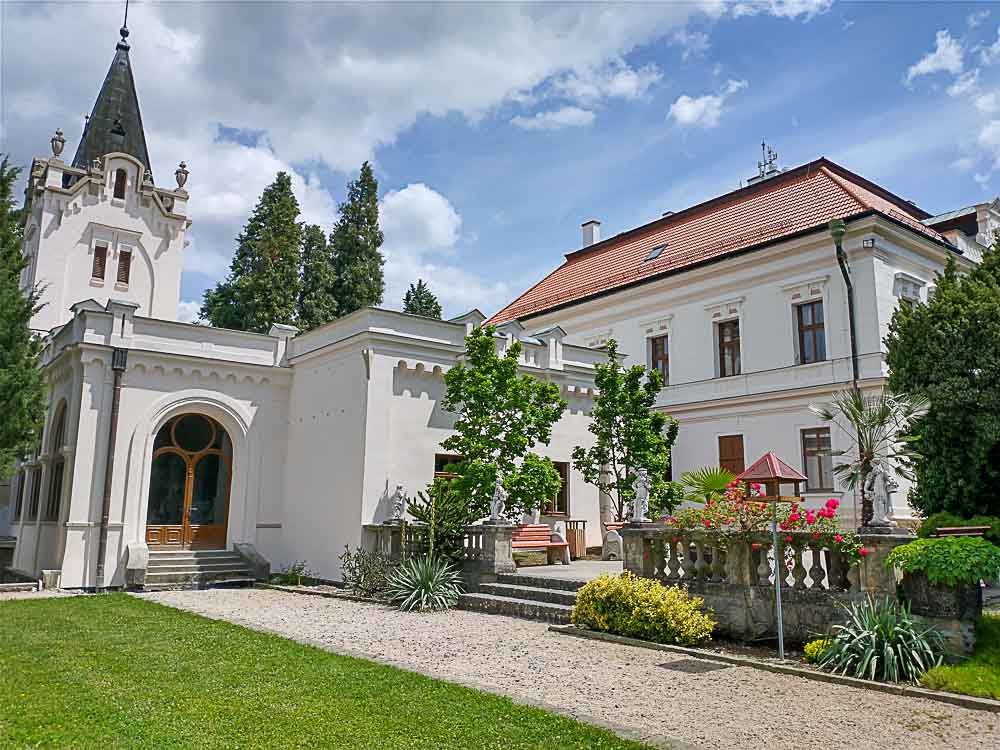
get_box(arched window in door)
[146,414,233,549]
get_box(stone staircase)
[457,573,585,624]
[142,549,256,591]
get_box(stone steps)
[457,573,586,624]
[143,549,254,591]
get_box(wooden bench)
[512,524,570,565]
[932,526,991,537]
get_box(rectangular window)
[26,468,42,521]
[649,334,669,386]
[796,300,826,364]
[718,435,745,475]
[13,472,25,521]
[801,428,834,491]
[718,319,741,377]
[545,461,570,516]
[92,243,107,280]
[44,462,64,522]
[117,249,132,285]
[433,454,462,480]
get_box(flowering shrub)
[664,482,866,565]
[572,572,716,646]
[803,638,831,664]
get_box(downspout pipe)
[95,347,127,590]
[829,219,860,389]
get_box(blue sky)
[5,1,1000,321]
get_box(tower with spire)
[20,21,191,332]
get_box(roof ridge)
[818,165,872,213]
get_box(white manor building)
[2,27,994,588]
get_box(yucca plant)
[680,466,737,504]
[819,595,944,683]
[385,555,464,612]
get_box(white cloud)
[379,184,510,314]
[671,28,710,61]
[176,301,202,324]
[976,91,1000,113]
[551,59,663,103]
[981,26,1000,65]
[948,69,980,97]
[905,30,964,85]
[511,106,596,131]
[668,79,748,128]
[729,0,833,21]
[969,10,991,29]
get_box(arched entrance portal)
[145,413,232,550]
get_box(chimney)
[582,219,601,247]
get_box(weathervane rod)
[124,0,129,29]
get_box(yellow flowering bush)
[571,572,715,646]
[803,638,830,664]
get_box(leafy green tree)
[297,223,338,330]
[886,244,1000,517]
[572,340,680,523]
[0,157,46,478]
[201,172,303,332]
[441,325,566,519]
[810,388,925,525]
[331,162,384,315]
[402,279,442,319]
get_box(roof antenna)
[757,139,779,180]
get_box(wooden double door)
[145,414,232,550]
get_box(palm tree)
[680,466,737,504]
[809,388,926,526]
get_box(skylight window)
[645,243,668,262]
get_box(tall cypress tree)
[297,223,338,330]
[330,162,384,316]
[201,172,302,333]
[0,157,46,478]
[402,279,442,319]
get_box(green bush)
[385,556,464,612]
[819,596,944,683]
[803,638,830,664]
[920,614,1000,699]
[885,537,1000,586]
[339,546,394,598]
[916,512,1000,546]
[571,573,715,646]
[270,560,314,586]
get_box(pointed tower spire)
[71,10,153,182]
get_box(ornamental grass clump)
[819,596,944,683]
[385,555,464,612]
[571,572,715,646]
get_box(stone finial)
[50,129,65,158]
[91,156,103,173]
[175,161,189,189]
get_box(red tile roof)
[736,452,808,483]
[489,158,946,324]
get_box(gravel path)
[142,588,1000,750]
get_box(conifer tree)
[0,157,46,478]
[402,279,442,319]
[297,223,338,330]
[330,162,384,315]
[201,172,302,332]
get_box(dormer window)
[92,243,108,281]
[113,168,127,199]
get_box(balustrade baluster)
[666,537,681,581]
[694,539,708,581]
[654,540,668,581]
[710,542,725,582]
[679,536,696,579]
[791,541,807,590]
[808,541,826,590]
[756,544,771,585]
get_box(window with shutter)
[117,249,132,285]
[92,244,107,280]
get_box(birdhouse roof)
[735,452,807,482]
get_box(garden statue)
[866,463,898,527]
[490,475,507,522]
[390,484,407,521]
[631,468,652,523]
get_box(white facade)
[516,212,982,525]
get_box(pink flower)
[858,547,870,557]
[751,483,762,492]
[789,513,801,522]
[806,511,816,524]
[826,498,840,510]
[835,534,844,543]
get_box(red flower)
[751,543,761,550]
[785,535,793,543]
[812,531,821,540]
[703,519,712,528]
[835,534,844,543]
[826,498,840,510]
[789,513,801,522]
[806,511,816,524]
[858,547,870,557]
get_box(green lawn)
[920,614,1000,700]
[0,594,648,749]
